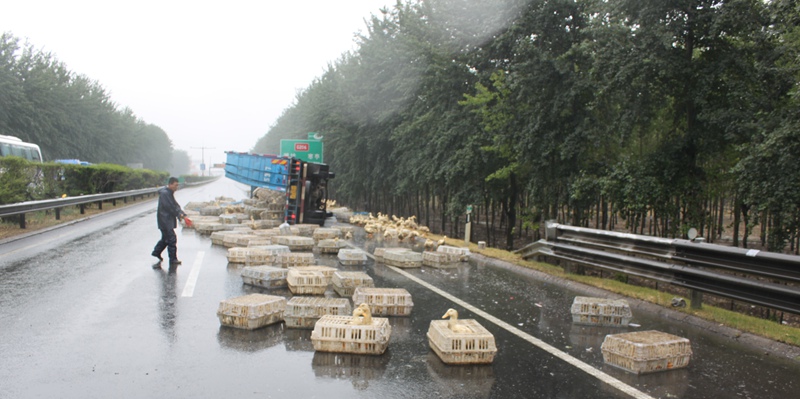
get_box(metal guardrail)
[517,221,800,315]
[0,177,222,229]
[0,187,161,228]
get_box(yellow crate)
[571,297,633,327]
[241,266,288,288]
[352,287,413,316]
[601,330,692,374]
[311,314,392,355]
[217,294,286,330]
[332,271,374,297]
[287,269,330,295]
[427,319,497,364]
[285,297,352,329]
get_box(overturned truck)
[224,151,334,226]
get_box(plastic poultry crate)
[436,245,471,261]
[383,250,423,268]
[241,266,288,288]
[284,297,352,329]
[316,238,347,254]
[422,251,461,267]
[312,227,342,243]
[427,319,497,364]
[287,269,330,295]
[570,296,633,327]
[275,252,316,267]
[352,287,413,316]
[217,293,286,330]
[372,247,410,263]
[338,249,367,266]
[272,235,315,251]
[311,314,392,355]
[601,330,692,374]
[332,271,374,297]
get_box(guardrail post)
[55,208,61,220]
[690,290,703,309]
[112,199,116,206]
[97,201,102,210]
[18,213,26,229]
[80,204,85,214]
[545,220,558,241]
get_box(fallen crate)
[601,330,692,374]
[217,293,286,330]
[284,297,352,329]
[570,296,633,327]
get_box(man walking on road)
[152,177,186,266]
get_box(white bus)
[0,134,43,162]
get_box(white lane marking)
[366,252,654,399]
[181,251,205,297]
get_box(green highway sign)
[280,139,324,163]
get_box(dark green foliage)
[250,0,800,252]
[0,157,167,204]
[0,32,176,171]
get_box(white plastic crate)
[241,266,288,288]
[234,234,262,247]
[217,294,286,330]
[223,231,249,248]
[422,251,461,267]
[219,214,240,224]
[373,247,410,263]
[210,231,243,246]
[287,269,330,295]
[352,287,413,316]
[338,249,367,265]
[601,330,692,374]
[332,225,355,235]
[250,219,281,229]
[571,297,633,327]
[275,252,316,267]
[316,238,347,254]
[227,247,256,264]
[311,312,392,355]
[332,271,375,297]
[196,222,226,234]
[252,229,280,238]
[427,319,497,364]
[272,235,315,251]
[294,224,318,237]
[284,297,352,329]
[436,245,471,261]
[312,227,342,243]
[246,238,272,247]
[289,265,337,278]
[243,245,290,266]
[383,250,423,268]
[200,206,223,216]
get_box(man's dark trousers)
[153,228,178,261]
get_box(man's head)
[167,177,180,192]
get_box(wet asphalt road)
[0,178,798,399]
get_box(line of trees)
[0,32,182,173]
[253,0,800,253]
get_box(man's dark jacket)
[157,186,183,230]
